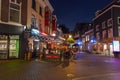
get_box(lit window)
[108,28,113,38]
[107,18,113,27]
[96,32,100,40]
[102,30,107,38]
[102,21,106,29]
[118,17,120,24]
[31,14,36,27]
[96,25,99,31]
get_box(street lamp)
[52,33,56,37]
[69,35,72,38]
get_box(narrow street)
[0,52,120,80]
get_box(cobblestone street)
[0,53,120,80]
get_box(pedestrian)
[39,52,43,61]
[70,50,74,61]
[64,49,70,61]
[62,49,70,67]
[59,49,63,62]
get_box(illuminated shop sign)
[31,28,40,36]
[113,41,120,52]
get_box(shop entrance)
[32,39,40,58]
[9,35,19,59]
[9,40,19,58]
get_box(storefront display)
[0,40,8,59]
[9,35,19,58]
[0,35,8,59]
[0,35,20,59]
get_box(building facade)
[73,23,93,51]
[0,0,27,59]
[0,0,57,59]
[93,0,120,56]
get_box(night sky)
[49,0,113,30]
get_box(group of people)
[59,48,77,62]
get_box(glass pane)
[9,40,19,58]
[0,40,8,59]
[0,40,8,53]
[10,9,19,22]
[10,3,20,10]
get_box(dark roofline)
[98,0,117,14]
[93,0,120,20]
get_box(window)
[96,25,99,31]
[102,21,106,29]
[9,2,21,23]
[38,20,42,32]
[108,28,113,38]
[39,7,42,16]
[82,38,85,43]
[107,18,113,27]
[102,30,107,38]
[31,14,36,27]
[32,0,36,10]
[96,32,100,40]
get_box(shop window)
[102,30,107,38]
[9,35,19,58]
[96,32,100,40]
[0,40,8,53]
[9,2,21,23]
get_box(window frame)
[107,18,113,27]
[95,25,99,32]
[9,0,21,23]
[118,17,120,24]
[102,21,106,29]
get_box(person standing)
[64,49,70,61]
[62,49,71,67]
